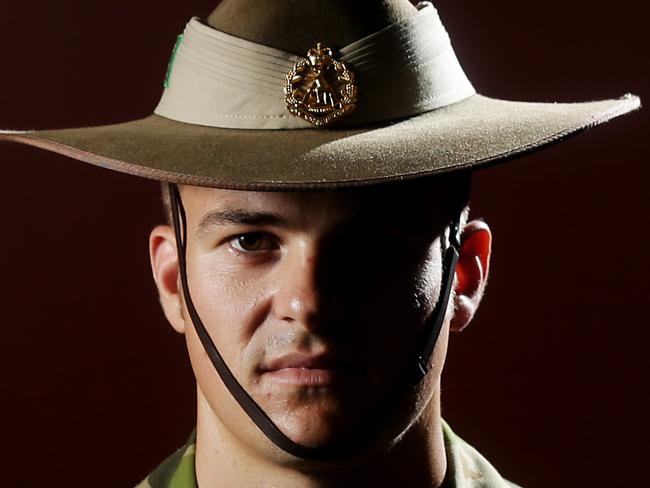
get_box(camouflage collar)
[135,422,520,488]
[135,430,196,488]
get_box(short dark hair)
[160,181,173,225]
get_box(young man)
[147,175,499,487]
[0,0,640,486]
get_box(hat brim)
[0,94,640,190]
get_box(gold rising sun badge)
[285,43,358,127]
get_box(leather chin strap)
[169,183,460,460]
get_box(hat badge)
[284,43,358,127]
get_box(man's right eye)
[229,233,277,253]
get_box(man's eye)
[230,233,277,253]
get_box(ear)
[450,219,492,332]
[149,224,186,334]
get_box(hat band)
[154,1,475,129]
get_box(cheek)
[362,241,442,322]
[411,244,443,319]
[351,242,443,374]
[184,252,273,369]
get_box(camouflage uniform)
[135,421,521,487]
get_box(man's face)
[159,180,465,454]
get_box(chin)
[271,400,363,448]
[251,375,395,451]
[281,421,347,449]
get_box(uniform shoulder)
[134,430,197,488]
[442,420,523,488]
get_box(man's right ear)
[149,225,186,334]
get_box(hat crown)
[155,2,477,129]
[207,0,417,54]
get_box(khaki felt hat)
[0,0,641,190]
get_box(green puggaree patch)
[164,34,184,89]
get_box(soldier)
[0,1,640,487]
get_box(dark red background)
[1,1,647,486]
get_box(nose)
[273,240,321,329]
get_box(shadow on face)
[177,172,470,341]
[157,172,471,450]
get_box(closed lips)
[263,353,342,372]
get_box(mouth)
[260,352,355,386]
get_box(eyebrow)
[196,207,438,238]
[197,209,287,235]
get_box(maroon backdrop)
[0,1,647,486]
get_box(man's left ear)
[450,219,492,332]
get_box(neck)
[194,388,447,488]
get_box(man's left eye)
[230,233,277,253]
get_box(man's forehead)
[182,186,354,221]
[182,180,456,218]
[181,177,458,208]
[180,180,462,235]
[183,185,337,208]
